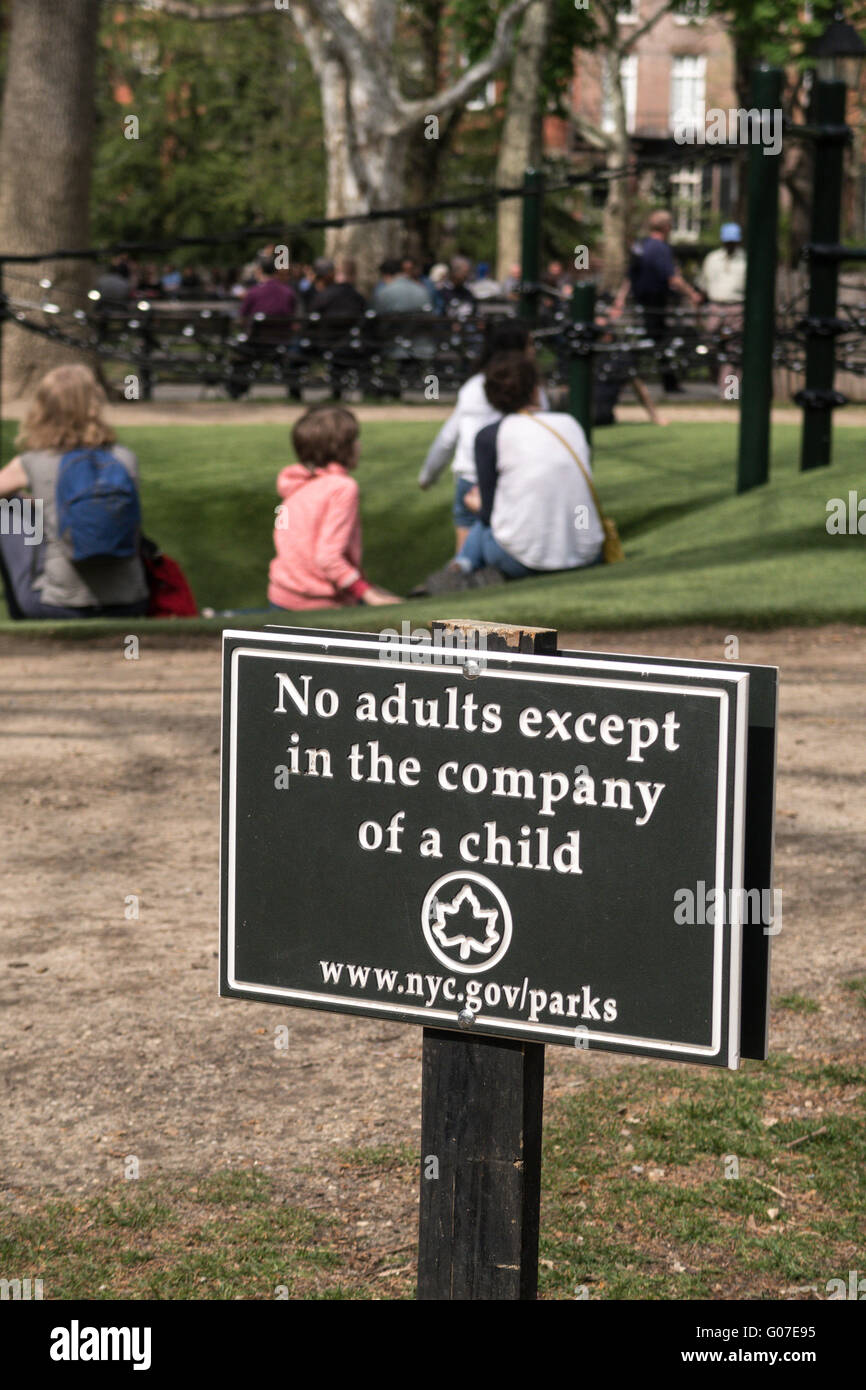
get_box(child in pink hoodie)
[268,406,400,610]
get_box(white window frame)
[670,53,707,136]
[459,55,497,112]
[673,0,709,24]
[617,0,639,23]
[670,163,704,241]
[601,54,638,135]
[466,78,498,112]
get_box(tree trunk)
[403,0,448,263]
[294,0,404,289]
[495,0,553,283]
[600,51,630,292]
[781,78,813,267]
[0,0,102,401]
[316,61,409,289]
[291,0,531,291]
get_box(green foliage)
[775,993,821,1015]
[709,0,866,70]
[91,7,324,262]
[453,0,597,117]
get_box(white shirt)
[487,412,604,571]
[418,372,550,486]
[698,247,746,304]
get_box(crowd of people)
[92,217,746,410]
[92,217,745,341]
[92,250,532,317]
[1,208,745,623]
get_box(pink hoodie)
[268,462,369,610]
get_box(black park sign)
[220,626,777,1069]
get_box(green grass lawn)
[2,418,864,634]
[2,1053,861,1300]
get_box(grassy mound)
[2,419,863,634]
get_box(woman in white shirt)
[417,322,548,548]
[453,352,604,579]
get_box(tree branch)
[126,0,278,17]
[304,0,401,109]
[398,0,535,125]
[570,114,612,152]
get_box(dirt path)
[0,625,863,1202]
[3,399,866,427]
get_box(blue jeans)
[0,528,148,620]
[452,477,477,530]
[456,522,538,579]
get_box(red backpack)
[140,537,199,618]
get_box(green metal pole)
[800,80,847,471]
[736,67,783,495]
[0,260,5,463]
[569,281,596,447]
[519,169,544,325]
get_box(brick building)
[545,1,741,243]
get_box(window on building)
[617,0,639,22]
[670,163,703,240]
[458,55,497,111]
[670,53,706,135]
[601,54,638,135]
[673,0,709,22]
[466,78,498,112]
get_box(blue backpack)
[56,448,141,563]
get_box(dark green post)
[799,80,848,470]
[569,281,596,446]
[736,67,783,494]
[0,259,5,462]
[519,169,544,324]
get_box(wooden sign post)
[418,621,554,1301]
[219,618,777,1302]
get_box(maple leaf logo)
[429,884,501,962]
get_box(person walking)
[610,210,702,394]
[697,222,746,394]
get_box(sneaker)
[416,562,475,597]
[468,565,506,588]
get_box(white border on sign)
[221,635,748,1066]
